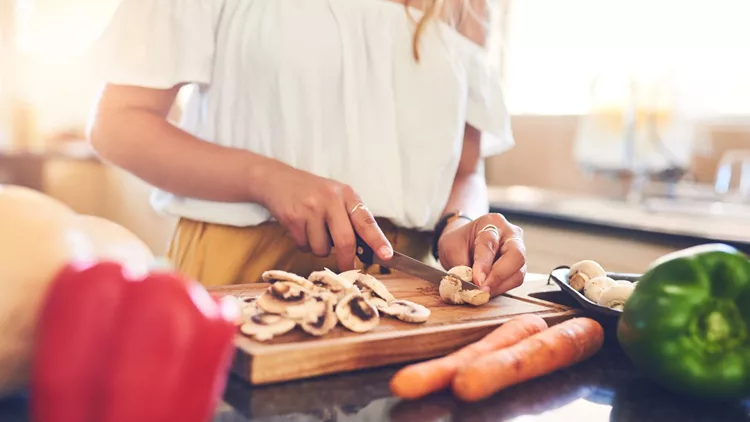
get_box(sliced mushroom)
[439,274,490,307]
[338,269,362,285]
[354,273,395,303]
[568,260,606,292]
[583,276,615,303]
[308,268,355,300]
[379,300,431,323]
[335,292,380,333]
[448,265,473,283]
[240,313,296,341]
[597,283,636,311]
[262,270,316,290]
[256,281,312,314]
[298,296,338,336]
[361,289,389,311]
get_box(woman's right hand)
[260,163,394,271]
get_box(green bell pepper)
[617,243,750,400]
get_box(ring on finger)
[349,202,369,216]
[478,224,500,236]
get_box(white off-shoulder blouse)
[93,0,514,231]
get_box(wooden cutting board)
[208,272,579,385]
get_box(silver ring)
[349,202,368,215]
[478,224,500,236]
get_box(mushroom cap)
[262,270,316,290]
[299,297,338,336]
[354,273,395,303]
[240,313,296,341]
[448,266,473,283]
[379,300,431,323]
[459,289,490,306]
[439,275,464,304]
[597,283,635,310]
[335,292,380,333]
[583,276,615,303]
[256,281,312,314]
[568,260,606,292]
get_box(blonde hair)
[406,0,500,63]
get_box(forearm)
[441,167,490,221]
[89,108,282,204]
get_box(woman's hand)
[437,213,526,296]
[260,163,393,271]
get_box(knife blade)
[354,234,480,290]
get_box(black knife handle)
[354,233,375,265]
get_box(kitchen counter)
[488,185,750,251]
[2,275,747,422]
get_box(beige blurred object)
[0,185,82,397]
[0,185,156,397]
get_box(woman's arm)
[88,83,283,204]
[439,124,490,228]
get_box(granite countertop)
[3,290,748,421]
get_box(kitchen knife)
[354,234,480,290]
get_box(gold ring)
[349,202,368,215]
[478,224,500,236]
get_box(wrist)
[431,211,472,261]
[243,153,285,206]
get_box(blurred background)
[1,0,749,272]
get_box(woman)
[88,0,526,296]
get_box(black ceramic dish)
[547,265,642,318]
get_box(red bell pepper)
[30,260,239,422]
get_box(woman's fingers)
[471,222,501,286]
[306,218,332,257]
[326,204,357,271]
[344,194,393,261]
[483,237,527,295]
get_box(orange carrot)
[451,317,604,402]
[389,314,549,399]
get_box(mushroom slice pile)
[262,270,316,290]
[439,266,490,307]
[240,313,296,341]
[378,300,430,323]
[256,281,312,314]
[335,292,380,333]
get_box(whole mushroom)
[583,276,615,303]
[568,260,606,292]
[597,283,636,311]
[439,267,490,307]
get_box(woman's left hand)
[437,213,526,296]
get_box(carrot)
[389,314,549,399]
[451,317,604,402]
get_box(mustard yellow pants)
[167,217,437,287]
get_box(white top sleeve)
[463,45,515,158]
[92,0,223,88]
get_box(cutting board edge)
[233,307,581,386]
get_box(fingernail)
[379,246,393,259]
[480,286,491,293]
